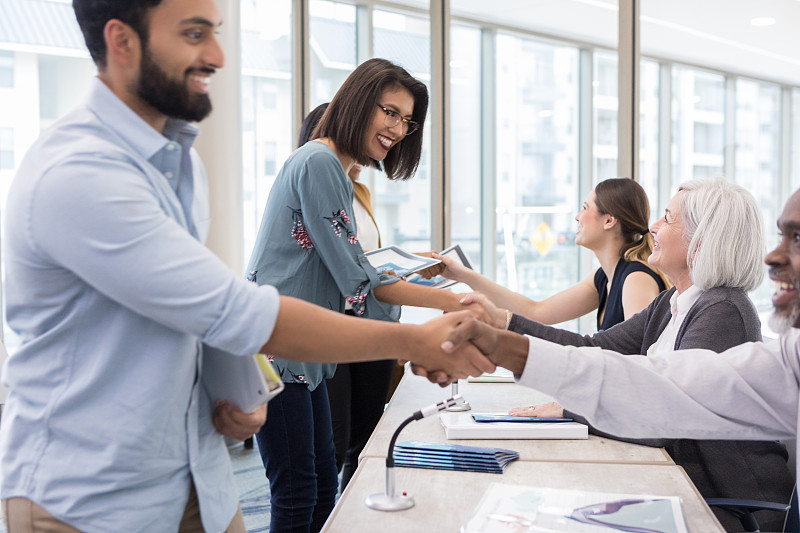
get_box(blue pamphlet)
[472,414,573,423]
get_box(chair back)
[785,487,798,533]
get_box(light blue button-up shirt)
[0,79,280,532]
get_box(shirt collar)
[85,78,199,160]
[669,284,703,319]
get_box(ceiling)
[447,0,800,86]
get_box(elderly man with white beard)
[426,188,800,528]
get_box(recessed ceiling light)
[750,17,776,27]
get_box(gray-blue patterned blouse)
[246,141,400,390]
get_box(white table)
[322,457,724,532]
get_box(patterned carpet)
[230,438,272,532]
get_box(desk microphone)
[365,394,465,511]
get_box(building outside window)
[240,0,293,263]
[639,59,661,215]
[672,66,725,185]
[0,128,13,170]
[372,8,433,253]
[449,23,482,272]
[594,50,618,183]
[0,51,13,88]
[495,33,579,330]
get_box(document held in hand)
[405,243,473,289]
[363,245,441,278]
[202,345,284,413]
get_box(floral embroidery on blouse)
[324,209,358,244]
[345,282,368,316]
[289,207,313,249]
[271,361,307,384]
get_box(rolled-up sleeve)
[295,154,397,320]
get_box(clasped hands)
[402,291,519,386]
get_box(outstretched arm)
[372,279,490,323]
[262,297,495,381]
[436,252,598,325]
[430,317,799,441]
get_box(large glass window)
[309,0,357,107]
[639,59,660,215]
[372,8,432,252]
[0,128,13,170]
[495,33,579,326]
[594,50,618,183]
[240,0,293,264]
[793,89,800,190]
[0,51,13,88]
[449,24,482,272]
[671,66,725,188]
[735,79,780,310]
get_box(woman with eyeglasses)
[245,58,484,533]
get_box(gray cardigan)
[509,286,794,532]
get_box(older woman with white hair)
[471,178,793,531]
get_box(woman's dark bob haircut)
[312,58,429,181]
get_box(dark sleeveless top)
[593,258,666,331]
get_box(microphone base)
[445,401,471,411]
[365,492,415,511]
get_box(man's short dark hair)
[72,0,163,67]
[312,58,429,181]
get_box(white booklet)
[202,346,285,413]
[462,483,688,533]
[440,412,588,440]
[467,367,516,383]
[364,245,440,278]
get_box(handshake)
[402,293,529,387]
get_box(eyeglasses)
[376,104,420,136]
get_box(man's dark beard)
[136,45,213,123]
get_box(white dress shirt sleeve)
[518,334,799,441]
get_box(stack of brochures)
[393,440,519,474]
[462,483,688,532]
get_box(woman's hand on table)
[509,401,564,418]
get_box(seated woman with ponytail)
[436,177,670,334]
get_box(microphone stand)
[445,380,471,411]
[365,395,465,511]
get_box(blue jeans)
[256,382,338,533]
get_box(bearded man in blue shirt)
[0,1,494,531]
